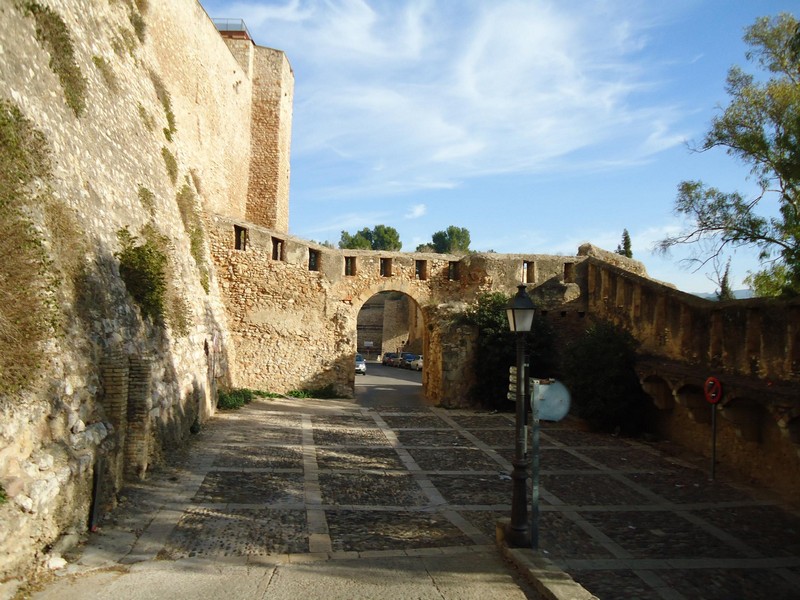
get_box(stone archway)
[351,284,429,396]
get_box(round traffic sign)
[704,376,723,404]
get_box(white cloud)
[405,204,427,219]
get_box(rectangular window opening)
[234,225,247,251]
[448,261,459,281]
[564,262,575,283]
[308,249,320,272]
[271,237,284,261]
[345,256,357,276]
[523,260,536,283]
[415,260,428,280]
[380,258,393,277]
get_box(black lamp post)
[505,284,535,547]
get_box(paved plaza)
[23,396,800,600]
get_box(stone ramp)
[19,396,800,600]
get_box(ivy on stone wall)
[18,2,88,117]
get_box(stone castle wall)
[0,0,291,579]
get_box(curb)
[496,518,599,600]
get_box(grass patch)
[137,185,155,215]
[92,55,118,91]
[19,2,88,117]
[129,10,146,43]
[286,384,345,399]
[111,27,137,57]
[149,71,176,140]
[217,388,281,410]
[176,183,209,293]
[161,147,177,184]
[137,103,155,131]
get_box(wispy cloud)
[209,0,688,199]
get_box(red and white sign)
[704,376,723,404]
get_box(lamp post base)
[505,456,531,547]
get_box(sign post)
[704,376,723,480]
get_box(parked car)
[400,353,419,369]
[409,355,423,371]
[355,353,366,375]
[388,354,404,367]
[382,352,398,366]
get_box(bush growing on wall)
[561,320,652,435]
[116,226,168,321]
[461,292,556,411]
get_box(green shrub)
[19,2,87,117]
[461,292,556,411]
[116,225,168,321]
[0,488,6,505]
[561,320,652,435]
[217,388,281,410]
[286,384,344,399]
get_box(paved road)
[353,362,424,408]
[13,368,800,600]
[19,395,540,600]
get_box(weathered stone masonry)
[0,0,292,580]
[0,0,798,585]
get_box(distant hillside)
[693,289,754,300]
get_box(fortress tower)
[216,20,293,233]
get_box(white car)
[355,353,367,375]
[409,355,423,371]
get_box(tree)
[615,229,632,258]
[461,292,555,411]
[659,14,800,297]
[717,259,736,301]
[561,321,653,435]
[418,225,471,254]
[339,225,401,251]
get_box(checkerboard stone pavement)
[29,397,800,600]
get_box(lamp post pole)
[507,330,530,546]
[505,284,535,548]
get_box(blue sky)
[199,0,797,294]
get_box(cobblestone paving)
[89,398,800,600]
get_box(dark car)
[382,352,398,366]
[400,353,419,369]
